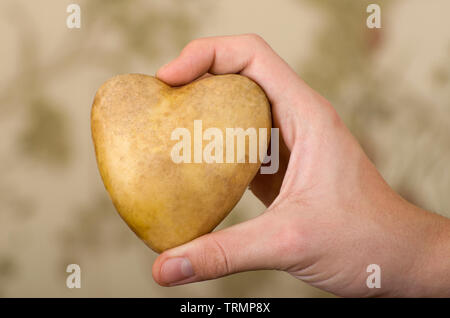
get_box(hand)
[152,34,450,297]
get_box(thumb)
[152,211,286,286]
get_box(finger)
[156,34,310,109]
[152,211,292,286]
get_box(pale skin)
[152,34,450,297]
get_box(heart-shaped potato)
[91,73,271,252]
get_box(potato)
[91,73,271,252]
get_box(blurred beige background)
[0,0,449,297]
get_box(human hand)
[152,34,450,297]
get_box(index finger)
[156,34,309,107]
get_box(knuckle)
[245,33,263,42]
[309,93,343,131]
[196,235,231,279]
[243,33,268,46]
[273,220,308,258]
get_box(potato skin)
[91,73,271,253]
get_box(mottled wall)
[0,0,449,297]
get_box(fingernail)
[160,257,194,284]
